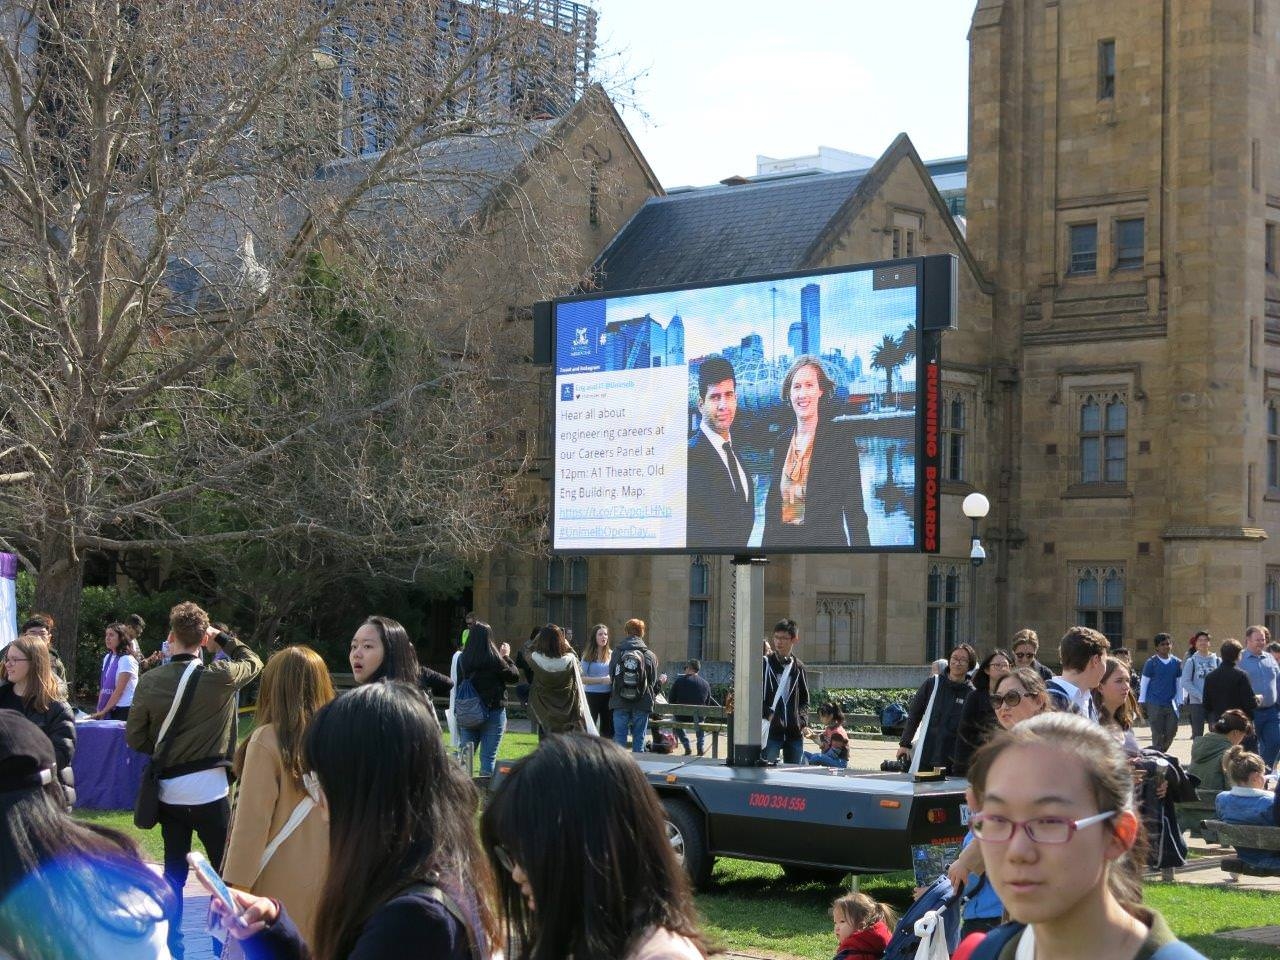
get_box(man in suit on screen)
[687,356,755,548]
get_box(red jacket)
[834,920,891,960]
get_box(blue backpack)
[881,874,961,960]
[968,923,1206,960]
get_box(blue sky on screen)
[602,270,917,364]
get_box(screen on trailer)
[551,258,943,555]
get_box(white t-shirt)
[115,655,139,708]
[158,767,229,805]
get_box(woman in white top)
[91,623,138,721]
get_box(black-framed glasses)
[991,691,1028,709]
[493,844,516,875]
[971,810,1115,844]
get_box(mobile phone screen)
[187,852,240,917]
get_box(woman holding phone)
[219,682,499,959]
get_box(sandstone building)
[474,0,1280,675]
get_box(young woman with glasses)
[955,712,1206,959]
[0,635,75,802]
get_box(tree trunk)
[33,532,85,685]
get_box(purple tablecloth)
[72,719,148,810]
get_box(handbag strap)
[249,795,315,886]
[907,674,941,777]
[401,882,481,960]
[155,660,203,759]
[573,657,599,736]
[768,659,794,715]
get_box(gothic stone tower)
[968,0,1278,649]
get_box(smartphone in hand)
[188,851,241,919]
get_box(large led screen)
[551,259,943,555]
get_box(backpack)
[881,874,961,960]
[967,923,1206,960]
[453,676,489,730]
[613,648,647,702]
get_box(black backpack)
[613,648,646,701]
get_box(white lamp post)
[962,492,990,646]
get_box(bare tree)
[0,0,607,671]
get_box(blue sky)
[589,1,973,188]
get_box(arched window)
[1074,565,1124,643]
[926,561,967,661]
[544,556,588,647]
[1079,392,1127,484]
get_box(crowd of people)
[3,603,1280,960]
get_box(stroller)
[881,874,963,960]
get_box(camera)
[880,756,911,773]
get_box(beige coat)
[222,724,327,947]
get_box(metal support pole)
[729,555,767,766]
[968,516,981,646]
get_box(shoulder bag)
[762,659,794,743]
[134,660,203,829]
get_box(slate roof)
[593,169,867,293]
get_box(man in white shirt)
[687,356,756,548]
[1046,625,1110,721]
[127,602,261,959]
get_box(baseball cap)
[0,710,57,795]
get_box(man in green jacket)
[126,601,262,959]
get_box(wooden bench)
[1203,819,1280,877]
[1176,789,1220,841]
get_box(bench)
[1202,820,1280,877]
[1176,789,1220,841]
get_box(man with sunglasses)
[1010,629,1053,683]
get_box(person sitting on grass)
[803,701,850,768]
[830,891,894,960]
[1215,745,1280,871]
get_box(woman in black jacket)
[0,635,75,802]
[1202,638,1258,727]
[223,682,499,960]
[952,648,1012,776]
[895,644,975,772]
[456,621,520,777]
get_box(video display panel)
[551,259,940,555]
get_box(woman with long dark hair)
[456,621,519,777]
[349,615,420,685]
[481,733,712,960]
[0,711,173,959]
[224,682,499,959]
[952,648,1012,776]
[223,646,336,946]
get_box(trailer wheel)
[661,798,714,889]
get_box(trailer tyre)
[661,798,714,889]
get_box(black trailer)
[496,753,969,889]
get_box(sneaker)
[681,744,692,756]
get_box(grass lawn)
[73,725,1278,959]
